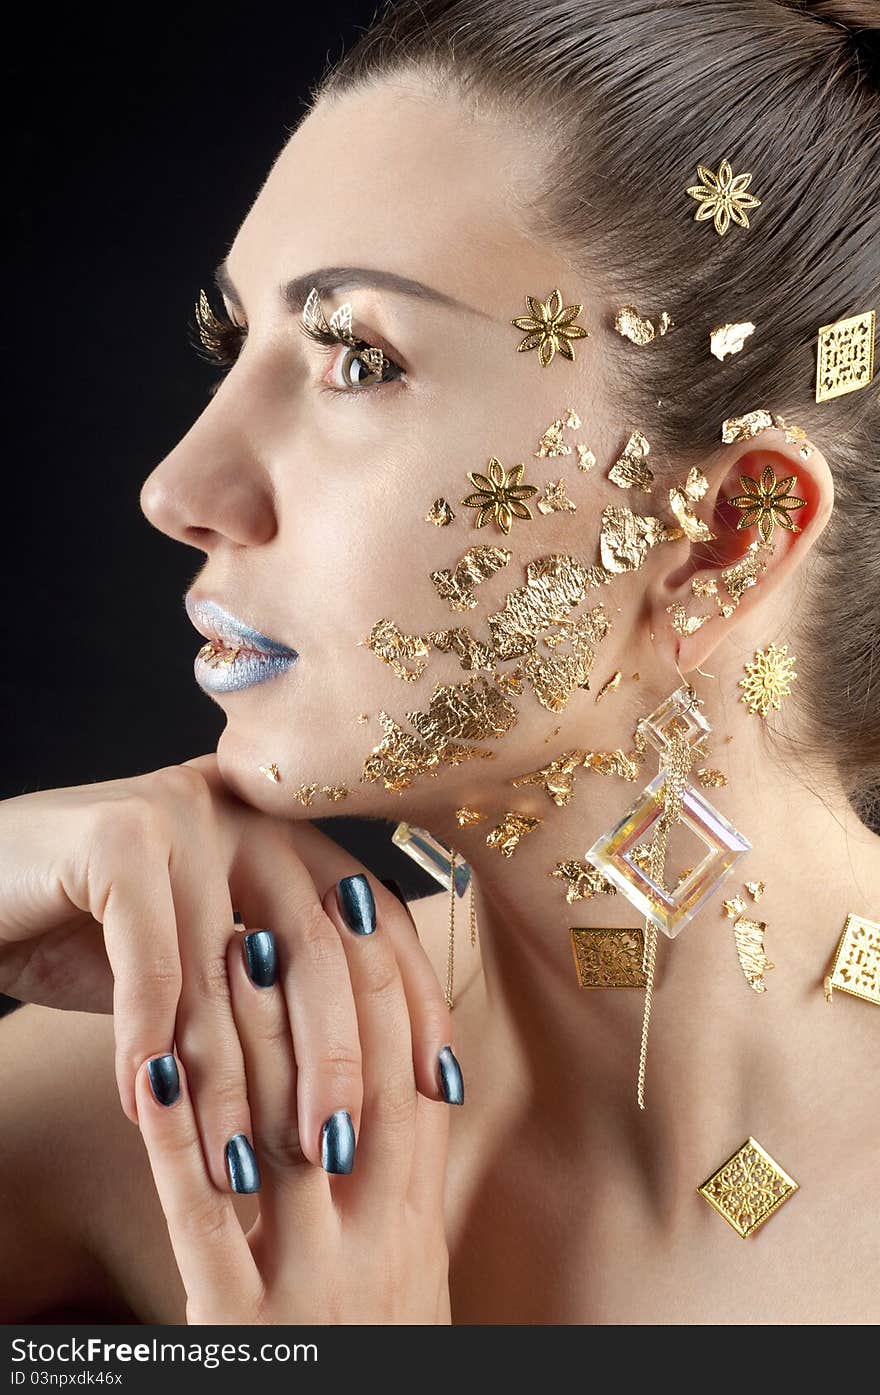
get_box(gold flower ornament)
[726,465,807,544]
[511,290,590,366]
[686,159,762,236]
[460,457,539,534]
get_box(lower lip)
[194,641,298,694]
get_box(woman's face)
[141,78,661,821]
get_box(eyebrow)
[213,261,493,321]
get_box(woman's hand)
[0,756,460,1197]
[135,881,453,1324]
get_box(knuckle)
[120,953,183,1014]
[296,903,344,972]
[93,793,166,854]
[202,1064,247,1114]
[377,1071,417,1127]
[257,1125,307,1173]
[178,1195,235,1246]
[313,1042,362,1091]
[185,952,232,1003]
[147,762,212,812]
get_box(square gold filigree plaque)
[569,927,648,988]
[815,309,875,402]
[698,1136,798,1238]
[825,912,880,1006]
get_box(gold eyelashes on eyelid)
[301,286,393,380]
[193,288,244,366]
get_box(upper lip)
[185,594,298,659]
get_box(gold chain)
[446,851,457,1011]
[469,877,478,947]
[637,723,693,1110]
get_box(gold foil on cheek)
[293,783,321,806]
[551,860,618,903]
[534,407,582,457]
[608,431,654,493]
[455,806,486,827]
[511,749,590,806]
[425,498,455,527]
[669,466,717,542]
[595,671,622,703]
[364,619,431,681]
[486,812,542,857]
[408,676,518,749]
[599,505,683,575]
[360,714,440,793]
[487,555,602,662]
[666,602,710,635]
[710,322,755,360]
[431,545,512,612]
[259,763,281,783]
[614,306,673,345]
[537,479,578,514]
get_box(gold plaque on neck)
[824,913,880,1006]
[698,1137,798,1238]
[569,927,648,988]
[815,309,875,402]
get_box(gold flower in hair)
[460,457,538,533]
[686,159,762,236]
[726,465,807,544]
[511,290,590,366]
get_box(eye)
[322,342,405,392]
[192,289,245,396]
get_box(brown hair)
[315,0,880,829]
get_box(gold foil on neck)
[364,618,431,682]
[733,915,774,993]
[551,860,618,903]
[595,671,622,703]
[486,811,542,857]
[430,545,512,612]
[745,879,766,901]
[512,749,589,806]
[722,893,748,919]
[608,430,654,493]
[537,479,578,514]
[455,806,486,827]
[614,306,673,346]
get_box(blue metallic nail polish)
[225,1133,261,1193]
[337,874,376,936]
[321,1110,356,1173]
[147,1054,180,1107]
[243,929,277,987]
[437,1045,464,1105]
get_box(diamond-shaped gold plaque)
[570,928,647,988]
[815,309,875,402]
[825,912,880,1006]
[698,1136,798,1238]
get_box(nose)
[140,396,277,551]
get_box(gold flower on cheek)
[460,457,538,534]
[511,289,590,366]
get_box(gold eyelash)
[193,289,244,367]
[300,287,393,380]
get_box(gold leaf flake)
[544,725,562,742]
[537,479,577,514]
[710,322,755,361]
[613,306,673,346]
[733,916,774,993]
[428,627,496,673]
[455,806,486,827]
[493,665,525,695]
[745,879,765,901]
[360,713,440,794]
[691,576,718,597]
[534,407,582,457]
[721,539,772,605]
[487,554,604,661]
[669,466,716,541]
[666,602,710,635]
[408,676,519,750]
[356,713,369,723]
[322,785,349,801]
[595,670,622,703]
[722,894,748,919]
[551,860,618,903]
[364,618,431,681]
[608,430,654,492]
[599,505,683,575]
[721,409,775,444]
[425,498,455,527]
[259,763,281,783]
[576,444,597,472]
[293,783,320,806]
[486,811,542,856]
[696,767,728,788]
[512,749,589,806]
[430,545,512,612]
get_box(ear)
[649,428,835,672]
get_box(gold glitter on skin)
[511,289,590,366]
[322,786,349,802]
[486,812,543,856]
[430,544,512,612]
[668,466,716,543]
[293,784,320,806]
[537,479,577,514]
[608,431,654,493]
[551,860,618,904]
[544,726,562,743]
[511,749,590,807]
[460,457,538,533]
[722,894,748,919]
[710,321,755,360]
[595,671,622,703]
[613,307,673,346]
[534,407,582,457]
[599,505,683,574]
[455,806,486,827]
[408,676,518,751]
[521,608,611,712]
[746,879,766,900]
[666,602,710,636]
[686,158,762,236]
[576,444,597,472]
[696,767,728,788]
[364,618,431,682]
[493,665,525,695]
[259,763,281,783]
[357,713,369,723]
[425,498,455,527]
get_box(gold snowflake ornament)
[511,289,590,366]
[726,465,807,544]
[739,642,797,718]
[460,457,538,534]
[686,158,762,237]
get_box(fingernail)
[225,1133,261,1193]
[147,1053,180,1107]
[321,1109,356,1173]
[242,929,277,987]
[337,874,376,936]
[380,878,419,933]
[437,1045,464,1105]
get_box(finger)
[168,811,258,1195]
[322,874,418,1199]
[135,1051,260,1315]
[226,926,330,1224]
[231,848,365,1175]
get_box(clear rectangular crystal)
[392,822,471,897]
[638,683,711,755]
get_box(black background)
[3,5,438,1012]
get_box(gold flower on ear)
[686,159,762,237]
[460,457,538,533]
[511,290,590,366]
[726,465,807,544]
